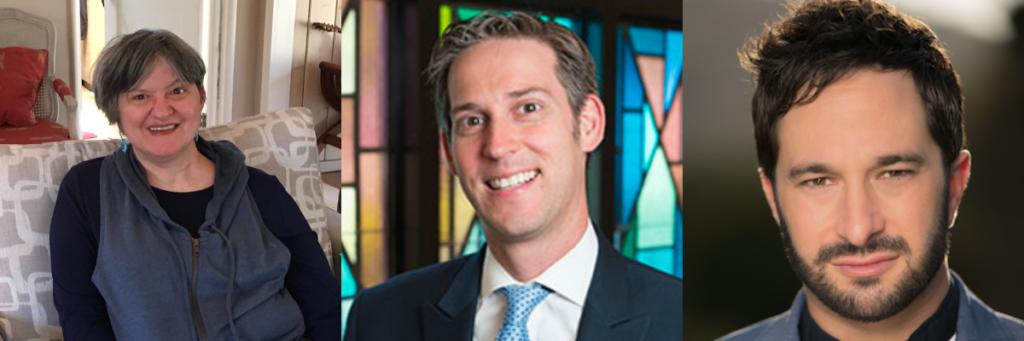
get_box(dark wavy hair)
[739,0,966,182]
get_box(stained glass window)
[436,6,602,261]
[615,25,682,279]
[340,0,390,335]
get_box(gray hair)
[425,11,598,138]
[92,29,206,125]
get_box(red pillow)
[0,47,48,126]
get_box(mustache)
[814,236,911,266]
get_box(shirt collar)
[797,279,960,341]
[480,220,599,307]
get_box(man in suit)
[720,0,1024,340]
[343,11,682,341]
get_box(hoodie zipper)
[191,238,209,341]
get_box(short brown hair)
[740,0,966,182]
[93,29,206,126]
[425,11,597,138]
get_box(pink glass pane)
[359,0,388,148]
[661,85,682,163]
[341,97,355,184]
[636,55,665,129]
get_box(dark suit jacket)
[343,226,683,341]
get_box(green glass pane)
[621,214,639,258]
[643,104,659,172]
[456,7,485,21]
[674,207,682,278]
[340,9,357,95]
[341,298,353,337]
[462,219,486,256]
[439,5,452,37]
[341,251,357,297]
[341,187,358,262]
[637,147,677,249]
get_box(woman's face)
[118,57,205,161]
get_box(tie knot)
[497,283,550,326]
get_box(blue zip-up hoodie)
[93,138,306,340]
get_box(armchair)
[0,7,78,144]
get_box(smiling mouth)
[486,170,539,191]
[148,124,178,132]
[832,253,899,277]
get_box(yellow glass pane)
[359,229,387,287]
[439,161,451,245]
[341,186,358,262]
[439,248,451,263]
[453,180,475,254]
[439,5,452,38]
[359,153,386,233]
[359,153,388,285]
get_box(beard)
[777,184,951,322]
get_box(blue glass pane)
[341,298,353,337]
[620,34,644,110]
[341,251,357,297]
[462,219,486,256]
[586,22,603,93]
[637,248,675,275]
[618,112,644,226]
[674,207,683,278]
[629,26,665,56]
[643,104,659,172]
[665,30,683,113]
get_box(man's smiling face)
[764,68,955,321]
[444,38,596,242]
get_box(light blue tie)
[495,283,551,341]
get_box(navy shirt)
[50,157,341,340]
[799,281,959,341]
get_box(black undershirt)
[151,185,215,238]
[798,281,959,341]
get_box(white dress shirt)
[473,221,599,341]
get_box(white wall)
[231,0,266,120]
[106,0,203,52]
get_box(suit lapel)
[576,228,651,341]
[421,250,485,341]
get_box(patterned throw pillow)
[200,108,335,268]
[0,47,48,126]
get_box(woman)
[50,29,340,340]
